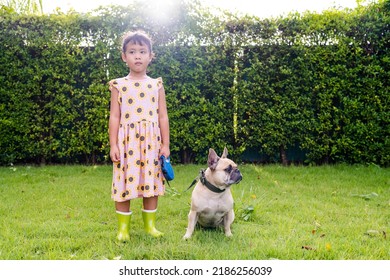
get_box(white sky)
[43,0,359,18]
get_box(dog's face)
[207,147,242,187]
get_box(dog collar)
[184,169,226,193]
[200,170,226,193]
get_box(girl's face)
[122,42,152,76]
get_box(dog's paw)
[225,232,233,238]
[183,234,191,240]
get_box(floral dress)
[109,76,165,202]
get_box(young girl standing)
[108,30,170,241]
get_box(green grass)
[0,164,389,260]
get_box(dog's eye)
[225,165,233,173]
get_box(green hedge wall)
[0,13,112,164]
[0,1,388,166]
[236,2,389,165]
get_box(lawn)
[0,164,388,260]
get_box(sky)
[42,0,359,18]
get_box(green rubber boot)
[142,209,164,237]
[116,211,132,242]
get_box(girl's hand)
[159,145,170,159]
[110,145,120,162]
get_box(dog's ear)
[208,148,220,170]
[221,147,228,159]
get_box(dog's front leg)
[183,210,198,239]
[223,210,235,237]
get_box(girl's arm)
[158,85,170,158]
[109,85,121,162]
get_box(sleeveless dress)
[109,76,165,202]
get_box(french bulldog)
[183,147,242,239]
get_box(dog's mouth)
[233,175,243,184]
[228,169,243,184]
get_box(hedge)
[0,0,388,166]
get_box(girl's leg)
[116,200,130,212]
[142,196,163,237]
[143,196,158,210]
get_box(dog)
[183,147,242,239]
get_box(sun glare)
[45,0,182,23]
[44,0,359,18]
[141,0,180,24]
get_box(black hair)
[121,30,153,55]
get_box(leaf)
[242,214,251,221]
[364,230,386,239]
[351,192,378,200]
[314,220,322,229]
[240,205,255,221]
[302,245,315,251]
[365,230,380,236]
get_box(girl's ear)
[121,52,126,62]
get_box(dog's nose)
[233,169,242,183]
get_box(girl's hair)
[121,30,154,56]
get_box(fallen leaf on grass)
[302,246,316,251]
[311,230,326,238]
[364,230,387,239]
[103,255,122,260]
[311,218,322,235]
[351,192,378,200]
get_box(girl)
[108,30,170,241]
